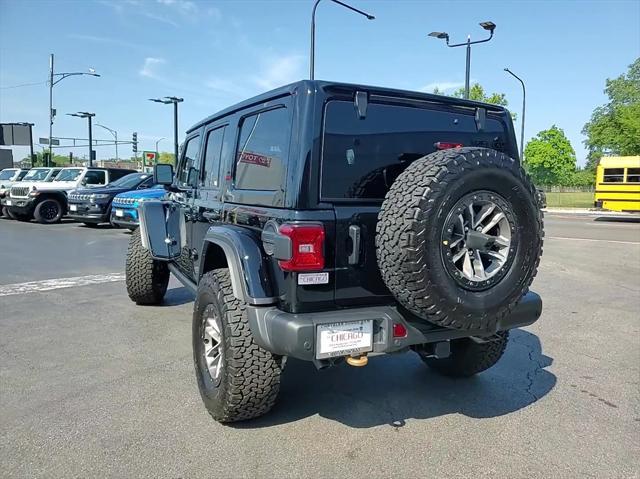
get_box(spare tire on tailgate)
[376,147,543,331]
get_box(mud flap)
[138,200,184,260]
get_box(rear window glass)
[234,107,291,191]
[321,101,507,200]
[603,168,624,183]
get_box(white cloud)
[139,57,166,78]
[156,0,198,16]
[419,81,465,93]
[205,77,248,97]
[252,54,305,90]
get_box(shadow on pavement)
[594,216,640,223]
[162,286,195,306]
[236,329,555,429]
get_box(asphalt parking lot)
[1,213,639,478]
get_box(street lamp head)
[479,21,496,32]
[429,31,449,40]
[164,96,184,103]
[149,98,167,103]
[366,14,375,20]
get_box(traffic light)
[132,132,138,153]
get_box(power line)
[0,80,48,90]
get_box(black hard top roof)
[187,79,510,133]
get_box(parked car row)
[0,166,167,229]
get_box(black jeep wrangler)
[125,80,544,423]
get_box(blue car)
[111,185,166,230]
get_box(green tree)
[583,58,640,160]
[158,151,175,164]
[452,83,509,107]
[524,125,577,186]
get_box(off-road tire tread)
[195,269,282,423]
[422,331,509,377]
[376,147,544,331]
[125,228,169,305]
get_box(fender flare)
[200,225,277,306]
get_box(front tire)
[34,198,63,224]
[419,331,509,377]
[193,269,283,423]
[125,228,169,305]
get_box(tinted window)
[177,136,202,187]
[203,126,226,188]
[235,107,290,191]
[626,168,640,183]
[322,101,507,199]
[84,170,107,185]
[603,168,624,183]
[17,171,28,180]
[108,173,148,188]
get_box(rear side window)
[322,101,507,200]
[84,170,106,185]
[603,168,624,183]
[626,168,640,183]
[234,107,291,191]
[203,126,226,188]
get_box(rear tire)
[419,331,509,377]
[193,269,283,423]
[34,198,63,224]
[125,228,169,305]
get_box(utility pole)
[49,54,54,167]
[47,53,100,166]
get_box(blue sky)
[1,0,639,165]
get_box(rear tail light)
[392,323,408,338]
[435,142,463,150]
[278,224,325,272]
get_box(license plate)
[316,320,373,359]
[5,200,11,206]
[69,204,77,212]
[115,209,124,217]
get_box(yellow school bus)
[594,156,640,212]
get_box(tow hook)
[346,354,368,367]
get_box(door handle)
[348,225,361,265]
[203,211,221,222]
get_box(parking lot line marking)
[0,273,125,297]
[547,236,640,245]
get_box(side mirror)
[154,164,174,186]
[187,167,199,188]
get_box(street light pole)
[47,53,100,167]
[95,124,119,161]
[429,21,496,100]
[49,54,54,168]
[149,97,183,166]
[504,68,526,161]
[155,137,165,155]
[310,0,375,80]
[67,112,96,166]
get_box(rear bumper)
[247,291,542,363]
